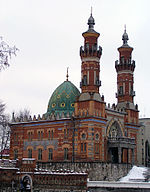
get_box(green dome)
[46,81,80,116]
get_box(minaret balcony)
[108,136,135,147]
[115,60,135,72]
[95,80,101,87]
[130,90,135,97]
[80,45,102,58]
[115,60,135,66]
[80,81,87,88]
[116,92,124,98]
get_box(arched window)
[64,148,68,160]
[51,130,54,140]
[48,130,50,140]
[41,131,43,140]
[28,149,32,158]
[64,129,66,139]
[14,149,18,160]
[95,143,99,154]
[81,133,86,140]
[118,86,123,96]
[82,75,87,86]
[95,133,99,140]
[48,148,53,160]
[37,131,44,140]
[38,131,40,140]
[28,132,33,141]
[38,148,42,160]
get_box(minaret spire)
[66,67,69,81]
[124,24,126,31]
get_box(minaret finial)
[91,6,93,16]
[124,24,126,32]
[88,7,95,29]
[122,24,129,45]
[66,67,69,81]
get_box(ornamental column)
[118,147,122,163]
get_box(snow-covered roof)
[0,166,18,170]
[22,158,35,161]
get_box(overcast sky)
[0,0,150,118]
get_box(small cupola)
[122,26,129,46]
[87,13,95,30]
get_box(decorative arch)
[26,146,33,150]
[106,118,124,137]
[80,131,87,140]
[47,145,54,150]
[36,145,44,150]
[62,144,71,149]
[21,174,32,191]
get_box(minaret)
[75,12,105,118]
[80,13,102,94]
[74,13,106,162]
[115,27,136,106]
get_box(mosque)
[9,13,139,166]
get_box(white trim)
[82,57,99,62]
[118,71,133,75]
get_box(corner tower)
[115,28,136,107]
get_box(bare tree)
[0,101,5,115]
[0,101,10,159]
[0,36,19,71]
[0,37,18,158]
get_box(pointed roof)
[122,26,129,45]
[88,13,95,30]
[83,11,99,36]
[118,26,133,50]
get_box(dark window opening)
[64,148,68,160]
[28,149,32,158]
[48,148,53,160]
[14,149,18,160]
[38,148,42,160]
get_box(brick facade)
[9,14,139,168]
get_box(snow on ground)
[119,166,148,182]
